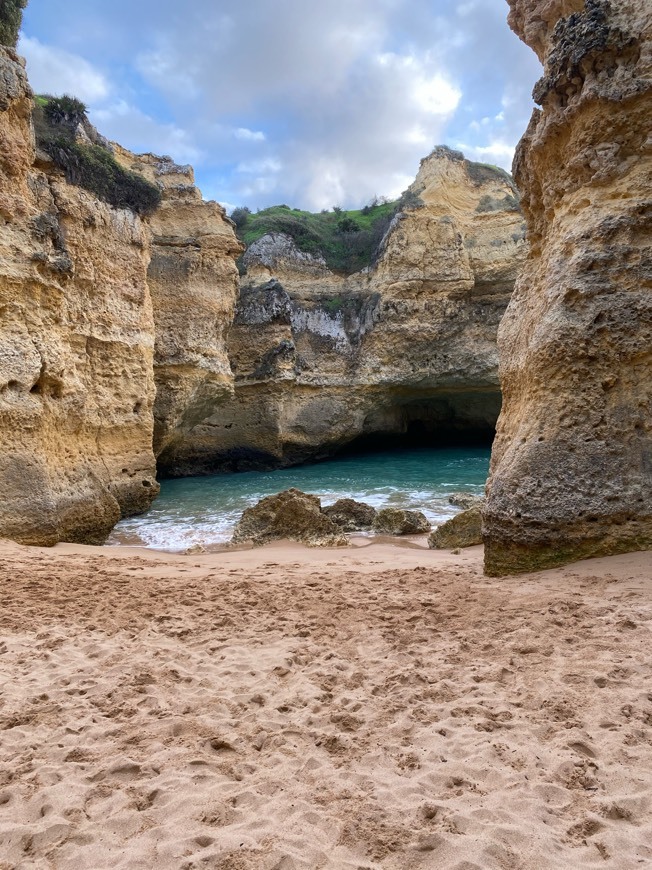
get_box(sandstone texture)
[373,508,431,536]
[169,148,526,474]
[114,150,243,474]
[429,506,483,550]
[231,489,348,547]
[484,0,652,573]
[0,48,158,545]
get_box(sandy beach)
[0,538,651,869]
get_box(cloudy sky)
[19,0,541,212]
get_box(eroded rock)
[0,49,158,545]
[484,0,652,574]
[231,489,348,547]
[373,509,431,536]
[0,52,244,545]
[160,147,526,474]
[429,506,483,550]
[112,149,244,475]
[323,498,377,531]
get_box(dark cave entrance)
[336,390,500,456]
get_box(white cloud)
[455,140,516,171]
[236,158,282,175]
[19,35,110,103]
[412,74,461,116]
[92,101,202,165]
[234,128,266,142]
[20,0,543,209]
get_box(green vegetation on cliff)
[0,0,27,48]
[32,95,162,216]
[233,198,407,275]
[233,148,518,275]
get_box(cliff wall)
[162,148,526,475]
[484,0,652,573]
[0,48,158,544]
[113,149,243,471]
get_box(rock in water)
[429,506,483,549]
[448,493,485,510]
[231,489,348,547]
[484,0,652,575]
[323,499,377,531]
[372,509,431,536]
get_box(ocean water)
[108,446,491,551]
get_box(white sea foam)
[109,447,489,551]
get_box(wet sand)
[0,538,650,869]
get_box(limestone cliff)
[0,48,158,544]
[164,147,526,475]
[113,149,243,474]
[484,0,652,574]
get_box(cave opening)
[336,391,500,457]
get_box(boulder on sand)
[429,505,483,549]
[323,498,377,532]
[231,488,348,547]
[372,508,431,536]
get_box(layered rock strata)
[484,0,652,573]
[0,48,158,545]
[165,147,526,475]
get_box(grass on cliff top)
[32,94,162,216]
[233,199,403,275]
[233,149,518,275]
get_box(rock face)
[0,48,158,545]
[114,150,243,474]
[0,49,243,545]
[231,489,348,547]
[166,147,526,474]
[484,0,652,574]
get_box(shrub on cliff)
[234,200,398,275]
[43,137,162,214]
[0,0,27,48]
[33,95,162,216]
[44,94,88,128]
[337,217,360,234]
[230,206,251,228]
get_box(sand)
[0,537,651,870]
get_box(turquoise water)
[109,446,490,551]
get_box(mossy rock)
[429,506,483,549]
